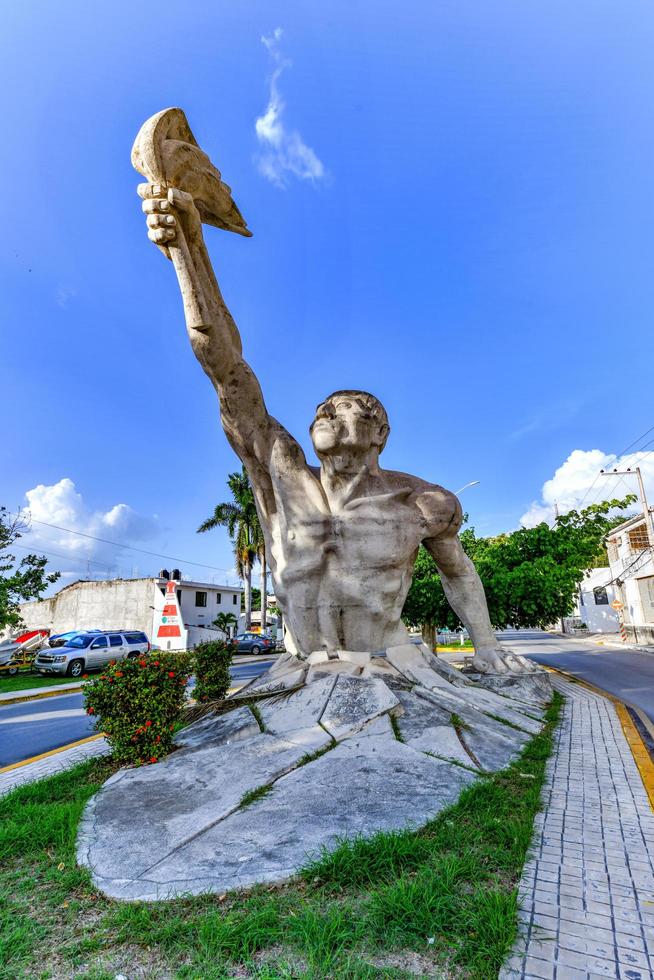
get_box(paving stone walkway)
[501,676,654,980]
[0,737,109,797]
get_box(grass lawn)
[0,693,562,979]
[0,673,83,694]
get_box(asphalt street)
[0,656,275,768]
[498,629,654,725]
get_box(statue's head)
[310,390,390,459]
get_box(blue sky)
[2,0,653,589]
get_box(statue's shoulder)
[389,473,462,535]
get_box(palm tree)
[213,611,238,639]
[198,467,260,629]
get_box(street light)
[454,480,480,495]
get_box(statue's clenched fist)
[137,183,200,249]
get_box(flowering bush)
[193,639,234,702]
[83,652,192,766]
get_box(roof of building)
[606,512,647,537]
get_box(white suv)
[34,631,151,678]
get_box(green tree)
[402,497,636,638]
[198,467,264,630]
[0,508,59,632]
[213,611,238,638]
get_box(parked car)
[48,629,102,648]
[234,632,276,655]
[34,630,151,677]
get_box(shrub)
[193,639,234,702]
[83,652,192,766]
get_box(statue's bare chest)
[273,494,425,576]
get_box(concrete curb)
[545,664,654,812]
[0,733,105,775]
[0,683,85,706]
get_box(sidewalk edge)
[545,665,654,812]
[0,685,84,706]
[0,733,106,775]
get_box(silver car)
[34,631,151,678]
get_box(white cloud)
[254,28,326,188]
[520,449,654,527]
[20,478,158,581]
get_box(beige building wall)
[19,579,155,636]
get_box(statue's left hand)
[137,183,202,253]
[471,645,539,674]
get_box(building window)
[233,594,238,605]
[607,540,619,564]
[628,525,650,552]
[195,591,207,607]
[593,587,609,605]
[216,592,222,603]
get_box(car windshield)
[67,635,93,648]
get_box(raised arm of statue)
[131,108,275,468]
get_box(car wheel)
[67,659,84,678]
[7,665,19,676]
[250,645,261,655]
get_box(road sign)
[611,600,624,611]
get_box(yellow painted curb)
[546,666,654,813]
[0,733,105,775]
[0,684,84,706]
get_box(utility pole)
[599,466,654,544]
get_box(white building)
[18,575,243,651]
[569,568,620,634]
[606,514,654,644]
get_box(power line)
[12,512,235,575]
[579,425,654,509]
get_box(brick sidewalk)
[502,676,654,980]
[0,737,110,797]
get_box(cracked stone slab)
[394,690,478,767]
[439,687,543,734]
[106,733,477,900]
[77,732,317,883]
[415,686,530,771]
[258,675,337,738]
[319,674,399,740]
[174,706,260,749]
[473,671,551,706]
[385,643,453,690]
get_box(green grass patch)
[0,673,83,693]
[239,783,274,809]
[0,693,563,979]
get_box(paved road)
[498,629,654,725]
[0,656,275,768]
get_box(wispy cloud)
[56,286,76,309]
[254,28,326,189]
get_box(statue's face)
[310,395,388,457]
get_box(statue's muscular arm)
[418,489,521,673]
[141,184,305,500]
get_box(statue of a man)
[134,110,525,673]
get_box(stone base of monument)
[77,642,550,901]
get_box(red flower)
[86,707,94,714]
[168,671,175,678]
[139,660,146,667]
[150,756,158,764]
[169,724,174,731]
[155,735,161,743]
[145,720,152,727]
[115,671,123,678]
[82,673,88,678]
[153,661,160,666]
